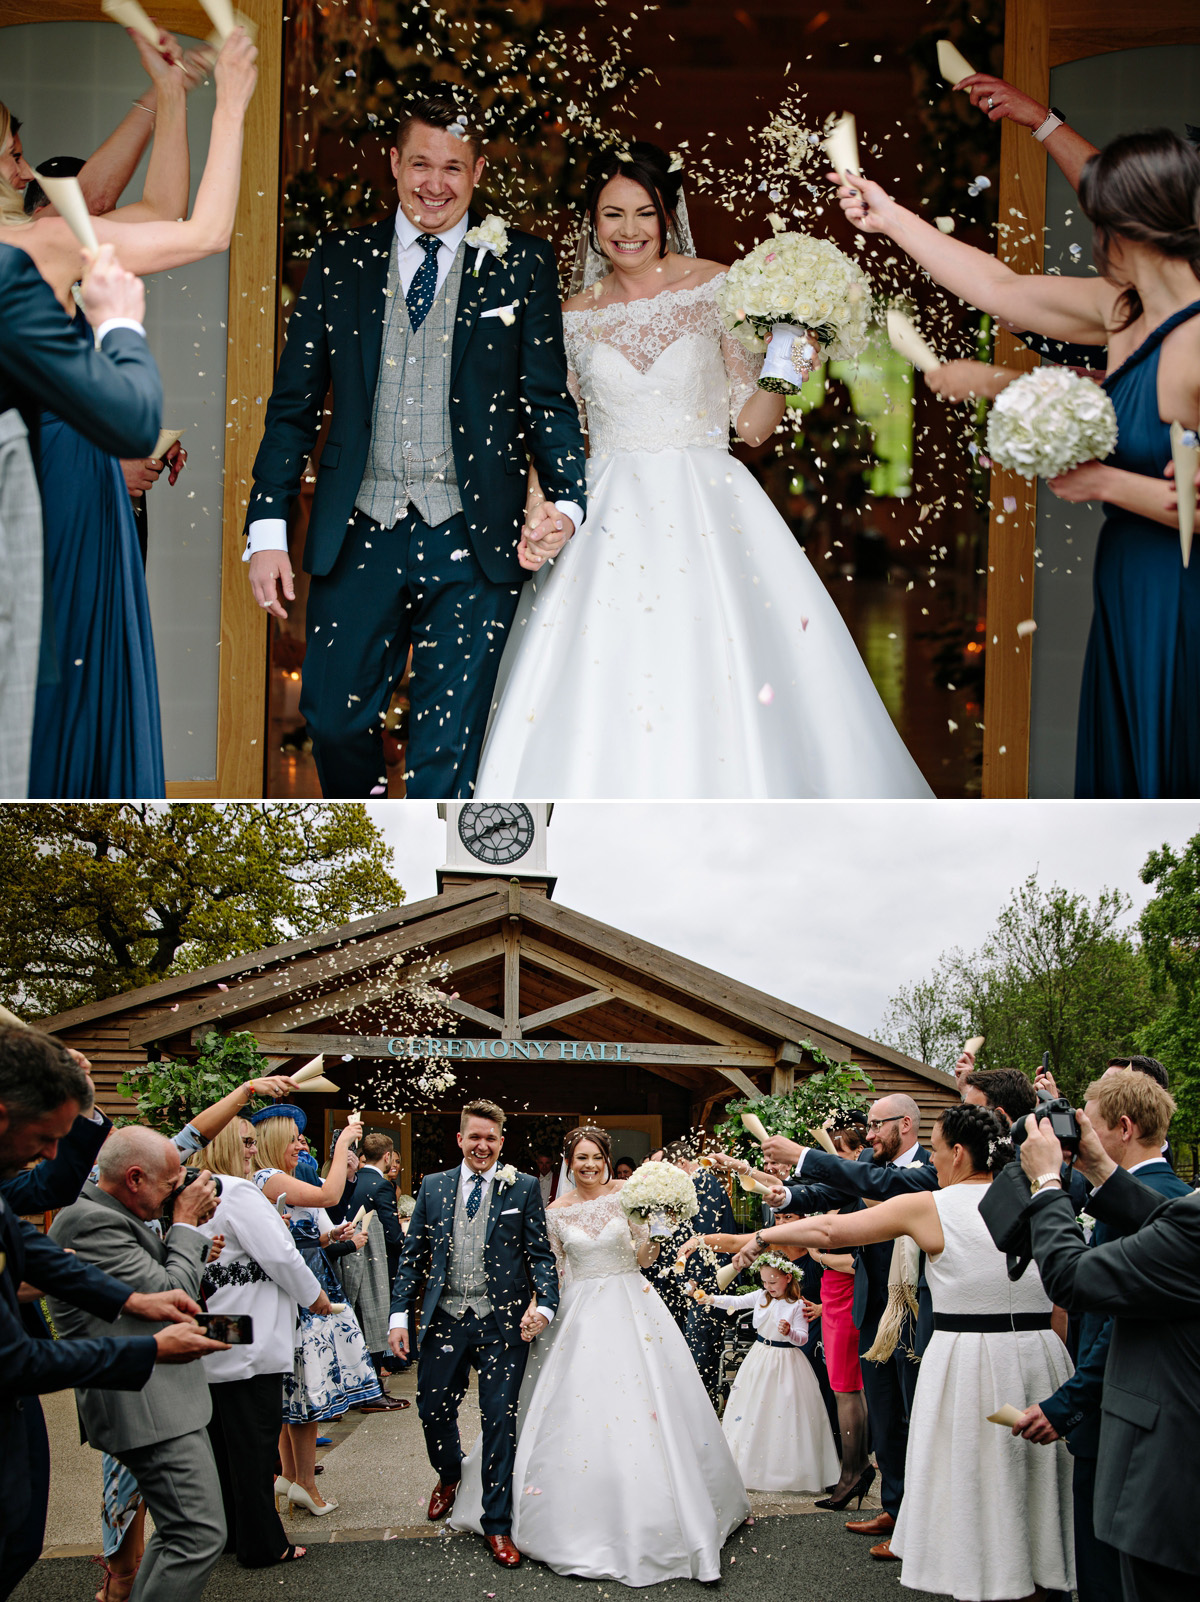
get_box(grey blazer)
[47,1182,211,1454]
[1028,1166,1200,1575]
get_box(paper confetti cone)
[887,308,940,374]
[197,0,237,42]
[741,1111,769,1145]
[937,40,977,86]
[152,429,184,461]
[37,176,98,252]
[823,112,860,182]
[1170,422,1198,568]
[987,1404,1025,1427]
[715,1261,742,1292]
[101,0,162,48]
[965,1035,985,1056]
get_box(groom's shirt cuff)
[534,1304,555,1327]
[554,500,583,533]
[243,518,289,560]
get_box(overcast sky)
[368,802,1198,1046]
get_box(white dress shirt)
[388,1160,555,1331]
[197,1173,322,1383]
[245,209,581,558]
[95,318,147,344]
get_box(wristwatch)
[1032,107,1066,142]
[1030,1171,1063,1194]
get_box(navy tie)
[406,233,441,330]
[465,1172,484,1220]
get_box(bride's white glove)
[758,325,818,388]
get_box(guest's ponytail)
[936,1103,1013,1175]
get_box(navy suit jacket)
[390,1167,559,1347]
[355,1164,404,1249]
[0,243,162,468]
[785,1144,934,1338]
[1039,1159,1190,1455]
[246,210,587,586]
[1,1113,112,1218]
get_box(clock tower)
[437,803,555,894]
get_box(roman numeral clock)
[438,802,554,889]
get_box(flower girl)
[706,1252,841,1494]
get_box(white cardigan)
[710,1289,809,1346]
[197,1174,322,1383]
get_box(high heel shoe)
[288,1484,339,1517]
[274,1476,292,1515]
[814,1463,876,1511]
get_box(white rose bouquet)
[986,366,1118,480]
[619,1161,699,1238]
[716,228,872,394]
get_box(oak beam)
[503,926,521,1040]
[518,989,616,1033]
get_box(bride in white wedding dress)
[450,1128,749,1586]
[474,142,932,799]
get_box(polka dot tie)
[465,1172,484,1219]
[406,233,441,330]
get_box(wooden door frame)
[983,0,1200,794]
[0,0,280,797]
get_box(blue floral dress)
[253,1169,381,1422]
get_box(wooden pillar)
[771,1064,795,1097]
[502,925,521,1039]
[982,0,1050,796]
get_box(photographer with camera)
[47,1127,231,1602]
[1009,1074,1187,1602]
[1011,1100,1200,1602]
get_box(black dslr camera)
[163,1169,222,1222]
[1010,1054,1079,1157]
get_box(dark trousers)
[416,1307,527,1536]
[859,1312,919,1518]
[207,1374,289,1567]
[0,1400,48,1600]
[1120,1552,1197,1602]
[301,508,521,799]
[1073,1453,1122,1602]
[684,1300,725,1408]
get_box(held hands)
[248,551,295,621]
[518,498,575,571]
[1011,1403,1060,1443]
[124,1286,202,1324]
[520,1300,549,1342]
[80,244,146,329]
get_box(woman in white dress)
[474,142,932,799]
[451,1126,749,1586]
[706,1253,841,1494]
[703,1103,1075,1601]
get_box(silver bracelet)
[132,100,156,120]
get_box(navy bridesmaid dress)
[28,319,165,798]
[1075,299,1200,798]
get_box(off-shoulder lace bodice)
[545,1190,646,1285]
[563,275,760,457]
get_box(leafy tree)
[0,803,403,1017]
[878,872,1160,1104]
[118,1030,272,1136]
[715,1049,875,1163]
[1135,834,1200,1158]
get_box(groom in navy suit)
[246,94,587,799]
[388,1099,558,1569]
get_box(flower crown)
[751,1250,804,1283]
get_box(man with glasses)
[760,1094,933,1560]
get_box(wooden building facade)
[39,870,957,1190]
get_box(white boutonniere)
[465,214,509,277]
[496,1164,518,1190]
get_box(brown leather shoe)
[870,1540,901,1561]
[427,1481,459,1521]
[846,1510,896,1535]
[357,1396,411,1412]
[486,1535,522,1568]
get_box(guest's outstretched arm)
[834,171,1115,346]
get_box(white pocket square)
[500,1207,521,1215]
[480,303,518,324]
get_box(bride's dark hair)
[1079,128,1200,329]
[563,1124,613,1179]
[584,141,683,261]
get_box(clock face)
[458,803,536,866]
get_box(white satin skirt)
[474,446,933,799]
[451,1268,749,1585]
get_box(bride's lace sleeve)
[720,327,762,430]
[546,1208,570,1289]
[562,320,588,435]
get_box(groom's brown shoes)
[846,1511,895,1535]
[427,1481,459,1521]
[486,1535,522,1568]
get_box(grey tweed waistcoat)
[354,238,465,530]
[441,1173,492,1320]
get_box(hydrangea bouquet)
[619,1161,699,1238]
[986,367,1118,480]
[716,228,872,394]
